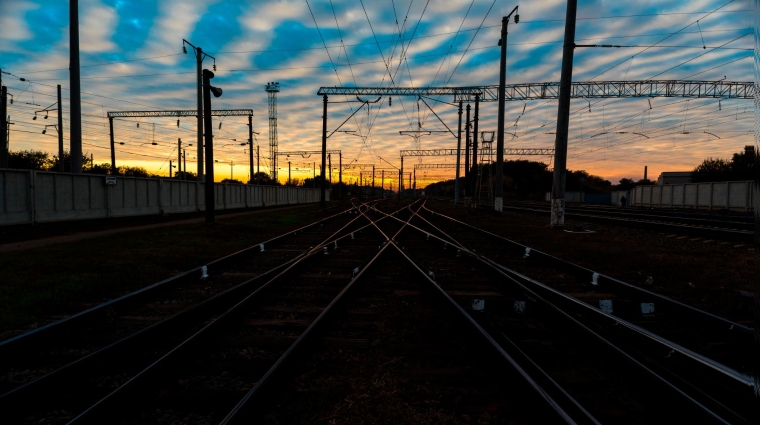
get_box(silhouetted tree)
[8,150,51,170]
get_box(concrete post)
[550,0,577,226]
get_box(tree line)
[424,160,613,199]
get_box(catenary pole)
[550,0,577,227]
[455,101,462,207]
[0,85,7,168]
[248,115,253,184]
[196,47,204,181]
[472,95,480,197]
[57,85,64,172]
[320,95,327,208]
[202,69,216,224]
[495,7,518,212]
[465,103,471,197]
[69,0,82,173]
[109,117,115,172]
[178,138,182,179]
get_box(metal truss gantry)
[106,109,254,178]
[318,80,752,102]
[318,79,746,206]
[413,163,463,169]
[401,148,554,157]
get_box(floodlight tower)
[265,82,280,182]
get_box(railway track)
[410,204,757,424]
[0,202,373,423]
[502,201,753,241]
[2,199,756,424]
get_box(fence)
[0,169,328,226]
[625,181,754,211]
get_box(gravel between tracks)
[426,200,755,320]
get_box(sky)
[0,0,754,185]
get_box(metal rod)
[550,0,577,227]
[327,102,366,139]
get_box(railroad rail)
[2,199,755,424]
[503,202,754,241]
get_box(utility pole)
[266,82,280,182]
[399,156,404,200]
[495,6,519,212]
[178,138,182,179]
[550,0,576,226]
[256,145,260,183]
[57,85,64,172]
[288,160,291,185]
[248,114,254,184]
[471,95,480,197]
[108,116,116,172]
[0,85,7,168]
[169,160,173,178]
[313,161,316,188]
[183,39,216,182]
[372,166,375,196]
[69,0,82,173]
[328,153,332,186]
[183,149,186,180]
[339,152,342,200]
[465,103,471,197]
[320,95,327,208]
[202,68,222,224]
[455,101,462,207]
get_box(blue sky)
[0,0,754,184]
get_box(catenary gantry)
[106,109,255,178]
[318,80,752,102]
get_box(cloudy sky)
[0,0,754,185]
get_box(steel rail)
[422,205,753,334]
[411,208,752,423]
[366,204,596,424]
[418,208,756,372]
[389,243,584,424]
[507,203,754,231]
[218,201,423,424]
[515,201,755,224]
[405,211,738,424]
[0,205,358,353]
[503,205,754,241]
[0,202,380,406]
[64,200,410,424]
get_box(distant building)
[657,171,691,185]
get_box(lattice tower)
[266,82,280,182]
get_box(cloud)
[0,1,37,45]
[78,0,117,52]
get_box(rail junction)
[0,198,755,425]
